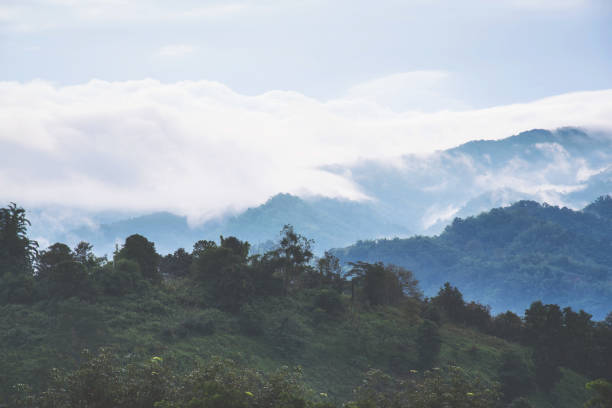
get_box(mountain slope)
[0,286,592,408]
[332,196,612,319]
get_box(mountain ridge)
[332,195,612,319]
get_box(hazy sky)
[1,0,612,220]
[2,0,612,105]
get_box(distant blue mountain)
[332,196,612,320]
[54,127,612,255]
[327,127,612,233]
[61,193,409,255]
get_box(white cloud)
[1,78,611,223]
[158,44,196,57]
[422,204,460,230]
[343,71,468,113]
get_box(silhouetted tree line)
[0,205,420,315]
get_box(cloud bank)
[1,77,612,223]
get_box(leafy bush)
[349,365,501,408]
[498,351,534,402]
[239,303,265,336]
[416,319,441,369]
[314,289,344,316]
[94,259,144,296]
[13,350,329,408]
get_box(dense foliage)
[6,349,503,408]
[1,202,610,408]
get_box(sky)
[1,0,612,222]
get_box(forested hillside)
[333,196,612,319]
[1,203,611,408]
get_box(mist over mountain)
[56,194,408,256]
[332,196,612,320]
[330,127,612,234]
[36,127,612,255]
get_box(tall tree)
[433,282,465,322]
[347,262,417,306]
[192,236,253,311]
[0,203,38,274]
[0,203,38,303]
[315,251,345,291]
[524,301,564,390]
[117,234,161,284]
[267,225,313,295]
[36,243,89,298]
[159,248,192,278]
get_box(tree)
[592,315,612,380]
[347,262,393,306]
[267,225,314,295]
[74,241,104,270]
[385,264,422,300]
[492,311,523,341]
[432,282,465,323]
[315,251,345,291]
[36,243,74,280]
[117,234,161,284]
[47,260,89,298]
[214,263,255,312]
[0,203,38,274]
[0,267,35,304]
[524,301,564,390]
[34,243,90,298]
[220,236,250,261]
[0,202,39,301]
[192,240,217,258]
[347,262,419,307]
[193,241,243,282]
[463,301,492,331]
[159,248,192,278]
[95,258,143,296]
[192,236,253,312]
[524,301,563,346]
[562,307,595,373]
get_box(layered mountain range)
[32,127,611,256]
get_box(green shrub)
[416,320,441,369]
[239,303,264,336]
[94,259,144,296]
[498,351,534,402]
[314,289,344,316]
